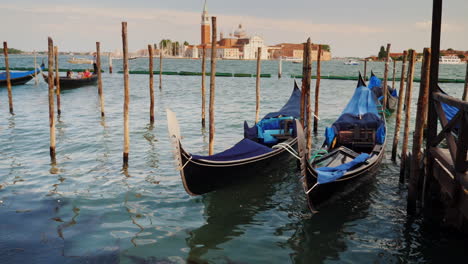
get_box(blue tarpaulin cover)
[316,153,370,184]
[0,66,43,80]
[192,138,273,161]
[341,85,380,117]
[368,74,397,98]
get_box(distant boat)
[344,60,359,65]
[68,57,94,64]
[129,56,138,60]
[42,63,98,89]
[439,55,462,64]
[292,60,302,64]
[0,63,45,86]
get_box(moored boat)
[298,74,386,211]
[439,55,462,64]
[167,81,302,195]
[42,63,98,89]
[368,71,398,113]
[0,64,44,86]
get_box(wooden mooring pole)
[278,57,282,78]
[382,43,391,110]
[54,46,61,116]
[148,44,154,124]
[303,38,313,155]
[3,42,14,115]
[96,42,104,117]
[201,45,207,127]
[408,47,431,212]
[159,48,163,90]
[313,45,322,134]
[363,59,367,80]
[122,22,130,167]
[392,59,396,89]
[108,54,113,74]
[255,47,262,123]
[208,16,217,155]
[399,49,416,181]
[47,37,56,162]
[463,62,468,101]
[34,50,38,85]
[391,50,408,162]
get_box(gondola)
[0,64,44,86]
[298,74,386,211]
[368,71,398,112]
[167,81,302,195]
[42,63,98,89]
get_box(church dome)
[234,24,247,38]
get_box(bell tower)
[201,0,210,45]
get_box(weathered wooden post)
[159,48,163,90]
[463,61,468,101]
[408,47,431,212]
[47,37,56,162]
[208,16,217,155]
[255,47,262,123]
[391,50,408,162]
[34,50,39,85]
[54,46,61,116]
[400,49,416,180]
[201,45,207,127]
[392,59,396,89]
[313,45,322,134]
[300,43,307,126]
[363,59,367,80]
[122,22,130,167]
[303,38,313,155]
[108,54,113,73]
[278,56,282,78]
[382,43,391,110]
[424,0,442,214]
[96,42,105,117]
[148,44,154,124]
[3,42,14,115]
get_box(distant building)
[201,0,210,45]
[269,43,331,61]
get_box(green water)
[0,56,466,263]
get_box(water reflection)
[186,164,288,263]
[285,175,376,263]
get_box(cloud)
[414,20,464,32]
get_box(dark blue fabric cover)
[0,66,43,80]
[262,84,301,119]
[191,138,273,161]
[317,153,370,184]
[333,113,383,132]
[244,121,258,140]
[439,87,459,122]
[368,75,382,91]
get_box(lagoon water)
[0,56,467,263]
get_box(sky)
[1,0,467,57]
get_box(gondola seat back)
[256,116,295,145]
[337,127,375,152]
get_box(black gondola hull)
[42,74,98,89]
[179,139,297,195]
[303,145,384,210]
[0,75,34,86]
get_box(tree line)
[156,40,189,56]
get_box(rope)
[272,142,300,160]
[179,156,192,171]
[305,183,319,194]
[309,149,328,162]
